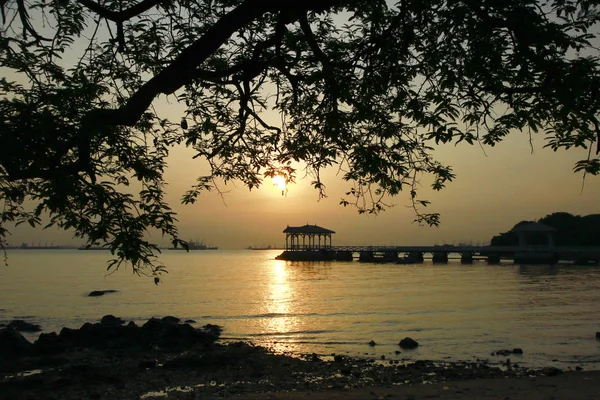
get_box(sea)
[1,249,599,370]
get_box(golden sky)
[167,132,599,249]
[10,127,599,249]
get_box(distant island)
[491,212,600,246]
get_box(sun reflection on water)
[262,261,300,353]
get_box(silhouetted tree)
[1,1,600,278]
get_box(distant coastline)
[3,243,76,250]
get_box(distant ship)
[170,239,218,250]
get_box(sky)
[9,128,599,249]
[3,3,600,249]
[164,130,599,249]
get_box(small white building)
[283,224,335,251]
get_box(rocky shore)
[0,316,597,400]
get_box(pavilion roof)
[283,224,336,234]
[511,222,556,233]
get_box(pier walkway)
[277,224,600,264]
[276,245,600,264]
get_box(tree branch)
[16,0,51,41]
[77,0,164,23]
[299,14,329,66]
[89,0,271,127]
[93,0,340,128]
[590,116,600,154]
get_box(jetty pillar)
[359,251,374,262]
[384,251,398,262]
[487,253,501,264]
[461,253,474,264]
[408,252,424,263]
[432,252,449,263]
[334,251,353,261]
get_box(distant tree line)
[491,213,600,247]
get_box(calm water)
[1,249,599,369]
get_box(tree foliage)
[491,212,600,246]
[1,0,599,278]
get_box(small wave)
[243,329,333,337]
[222,336,367,346]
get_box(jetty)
[275,224,600,265]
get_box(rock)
[0,328,33,357]
[80,322,94,332]
[34,332,64,354]
[202,324,223,337]
[33,316,221,355]
[142,317,164,332]
[399,337,419,349]
[184,319,196,324]
[161,316,180,324]
[542,367,563,376]
[596,332,600,340]
[380,355,386,360]
[7,319,42,332]
[340,366,352,375]
[494,348,523,356]
[88,290,118,297]
[100,315,125,325]
[333,355,344,363]
[138,360,158,369]
[395,350,401,355]
[58,327,80,342]
[159,323,197,347]
[368,340,376,347]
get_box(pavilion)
[283,224,335,251]
[511,222,557,251]
[511,222,558,264]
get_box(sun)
[271,175,287,191]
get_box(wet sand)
[223,371,600,399]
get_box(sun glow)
[271,175,287,191]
